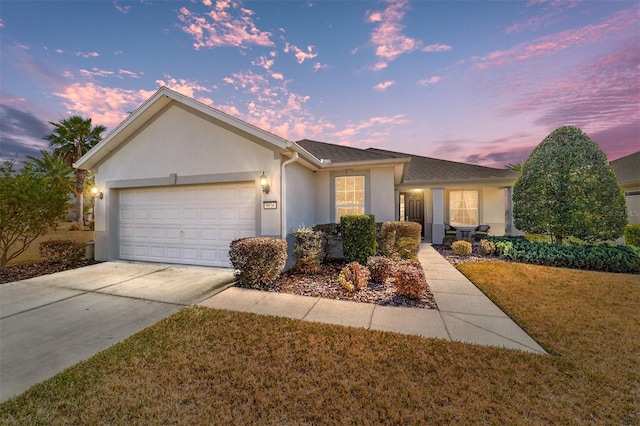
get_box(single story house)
[75,87,518,268]
[610,151,640,225]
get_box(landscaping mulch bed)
[0,260,100,284]
[433,244,503,265]
[241,260,438,309]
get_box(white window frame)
[335,175,365,220]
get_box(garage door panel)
[119,183,256,267]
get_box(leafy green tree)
[0,160,70,268]
[513,126,627,244]
[44,116,106,224]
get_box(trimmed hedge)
[340,215,376,264]
[378,221,421,260]
[624,225,640,247]
[486,236,639,273]
[39,239,86,265]
[229,237,287,288]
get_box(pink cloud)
[367,0,421,67]
[312,62,330,72]
[373,80,395,91]
[113,1,131,14]
[418,76,440,86]
[155,76,212,99]
[177,1,274,50]
[330,114,411,147]
[75,51,99,58]
[422,43,452,52]
[283,43,318,64]
[506,0,580,34]
[53,83,155,128]
[477,7,638,69]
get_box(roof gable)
[610,151,640,186]
[75,87,292,170]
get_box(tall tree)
[513,126,627,244]
[44,116,106,224]
[0,160,70,268]
[26,150,75,195]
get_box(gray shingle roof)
[367,148,518,182]
[296,139,403,163]
[610,151,640,186]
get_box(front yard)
[1,261,638,424]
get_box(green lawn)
[1,262,638,424]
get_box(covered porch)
[396,185,515,244]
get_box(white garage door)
[119,183,256,267]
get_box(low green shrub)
[624,225,640,247]
[293,226,325,273]
[478,239,496,256]
[229,237,287,288]
[39,240,86,265]
[366,256,396,283]
[452,240,472,256]
[341,215,376,264]
[394,259,427,298]
[338,262,370,292]
[312,223,341,261]
[378,221,421,259]
[486,236,639,273]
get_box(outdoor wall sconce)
[91,186,104,200]
[259,172,270,194]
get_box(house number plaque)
[263,201,277,209]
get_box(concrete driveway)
[0,261,235,402]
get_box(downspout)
[281,152,300,239]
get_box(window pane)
[450,190,478,227]
[335,176,365,220]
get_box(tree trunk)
[554,234,563,245]
[75,169,85,225]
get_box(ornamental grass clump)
[451,240,472,256]
[338,262,370,292]
[229,237,287,288]
[366,256,396,283]
[393,259,427,298]
[478,239,496,256]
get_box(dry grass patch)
[458,261,640,423]
[1,262,638,424]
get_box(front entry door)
[401,191,424,238]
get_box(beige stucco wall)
[311,166,396,225]
[625,194,640,225]
[481,187,507,237]
[92,103,284,261]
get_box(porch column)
[505,186,514,235]
[432,188,445,244]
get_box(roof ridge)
[367,147,513,172]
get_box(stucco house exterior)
[75,87,518,267]
[611,151,640,225]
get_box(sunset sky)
[1,0,638,168]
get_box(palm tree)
[44,116,106,224]
[26,150,75,195]
[505,162,523,173]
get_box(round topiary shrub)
[229,237,287,288]
[393,259,427,298]
[451,240,472,256]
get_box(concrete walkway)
[200,244,547,354]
